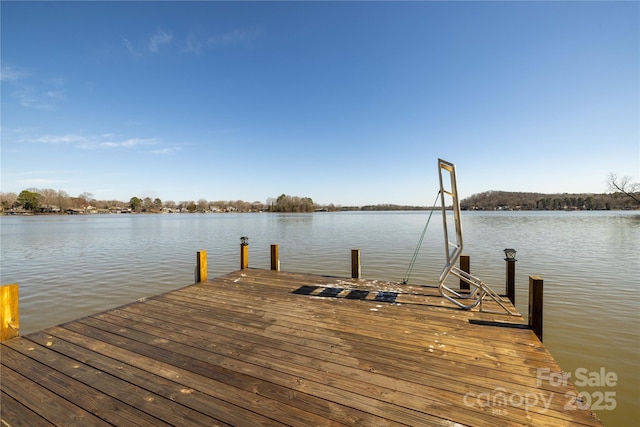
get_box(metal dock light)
[504,248,517,262]
[504,248,517,304]
[241,236,249,270]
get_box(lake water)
[1,211,638,425]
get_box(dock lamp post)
[504,248,517,304]
[241,236,249,270]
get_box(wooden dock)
[1,268,603,426]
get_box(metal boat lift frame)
[436,159,517,315]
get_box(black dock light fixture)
[241,236,249,246]
[504,248,517,262]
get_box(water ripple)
[1,211,638,425]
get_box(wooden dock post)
[0,269,605,426]
[351,249,361,279]
[196,251,207,283]
[1,284,19,342]
[240,236,249,270]
[506,258,516,304]
[504,248,517,304]
[529,275,544,342]
[270,244,280,271]
[459,255,470,290]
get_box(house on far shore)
[3,208,33,215]
[39,205,61,214]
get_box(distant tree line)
[267,194,316,212]
[460,191,637,211]
[1,188,331,214]
[358,204,430,211]
[2,175,638,215]
[1,189,97,214]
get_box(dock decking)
[1,269,603,426]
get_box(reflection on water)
[1,211,638,425]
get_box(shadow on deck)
[1,269,603,426]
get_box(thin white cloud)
[84,137,158,149]
[18,170,69,176]
[18,178,71,186]
[123,29,174,58]
[4,66,66,110]
[35,134,86,144]
[45,90,65,99]
[0,65,29,81]
[125,27,260,57]
[12,87,60,110]
[28,133,158,150]
[148,28,173,53]
[185,31,204,54]
[207,28,259,48]
[123,37,143,59]
[150,147,181,155]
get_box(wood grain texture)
[1,269,602,426]
[1,284,19,341]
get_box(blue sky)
[1,1,638,206]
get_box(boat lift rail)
[436,159,518,316]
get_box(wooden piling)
[506,259,516,304]
[459,255,470,290]
[196,251,207,283]
[0,269,603,426]
[529,276,544,342]
[270,244,280,271]
[241,242,249,270]
[351,249,361,279]
[1,284,19,342]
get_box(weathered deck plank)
[4,336,216,426]
[0,391,56,427]
[0,364,112,426]
[1,269,603,426]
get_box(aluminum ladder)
[436,159,517,315]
